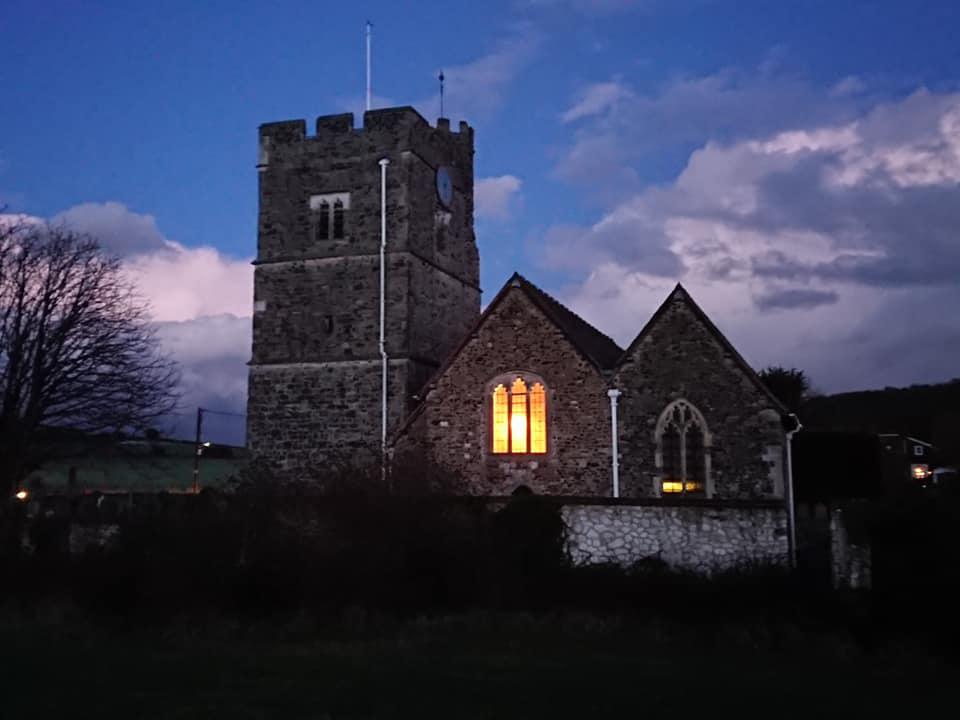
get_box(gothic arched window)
[655,399,710,495]
[490,375,547,455]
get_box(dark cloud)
[754,287,839,311]
[154,314,250,444]
[52,201,171,256]
[555,67,873,195]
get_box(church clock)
[436,165,453,209]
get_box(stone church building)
[247,106,792,572]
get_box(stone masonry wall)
[249,107,481,479]
[416,285,612,496]
[563,504,789,573]
[248,360,413,481]
[615,289,785,500]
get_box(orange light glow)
[530,383,546,453]
[14,490,28,501]
[492,384,509,454]
[510,378,528,453]
[662,480,704,494]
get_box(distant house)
[878,433,938,487]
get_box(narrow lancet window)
[510,378,528,453]
[530,383,547,453]
[316,201,330,241]
[332,199,345,239]
[492,384,509,454]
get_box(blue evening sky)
[5,1,957,293]
[3,0,960,436]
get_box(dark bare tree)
[0,219,179,496]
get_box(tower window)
[333,199,345,239]
[309,193,350,242]
[315,202,330,241]
[490,375,547,455]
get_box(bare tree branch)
[0,220,180,494]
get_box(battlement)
[259,106,472,145]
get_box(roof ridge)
[514,274,623,368]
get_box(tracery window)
[491,376,547,454]
[656,399,709,495]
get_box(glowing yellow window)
[490,377,547,455]
[510,378,528,453]
[530,383,546,453]
[492,384,509,454]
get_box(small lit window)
[913,445,924,457]
[490,376,547,455]
[656,400,709,496]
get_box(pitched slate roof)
[619,283,788,413]
[510,273,624,370]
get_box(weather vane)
[439,70,445,118]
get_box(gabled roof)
[510,273,624,370]
[618,284,788,413]
[391,272,621,444]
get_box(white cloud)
[475,175,523,220]
[416,27,542,121]
[561,80,633,123]
[123,243,252,322]
[18,202,253,438]
[542,89,960,393]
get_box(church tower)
[247,107,480,479]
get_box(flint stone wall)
[614,289,786,500]
[562,504,789,573]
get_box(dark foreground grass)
[1,611,954,719]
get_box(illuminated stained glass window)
[491,376,547,455]
[530,383,547,453]
[510,378,528,453]
[492,384,509,454]
[656,400,708,495]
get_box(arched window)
[490,375,547,454]
[655,400,710,495]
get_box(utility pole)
[192,407,204,493]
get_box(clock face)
[436,166,454,209]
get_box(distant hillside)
[801,378,960,464]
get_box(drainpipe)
[785,413,802,570]
[608,389,622,498]
[379,158,390,483]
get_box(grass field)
[2,611,954,719]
